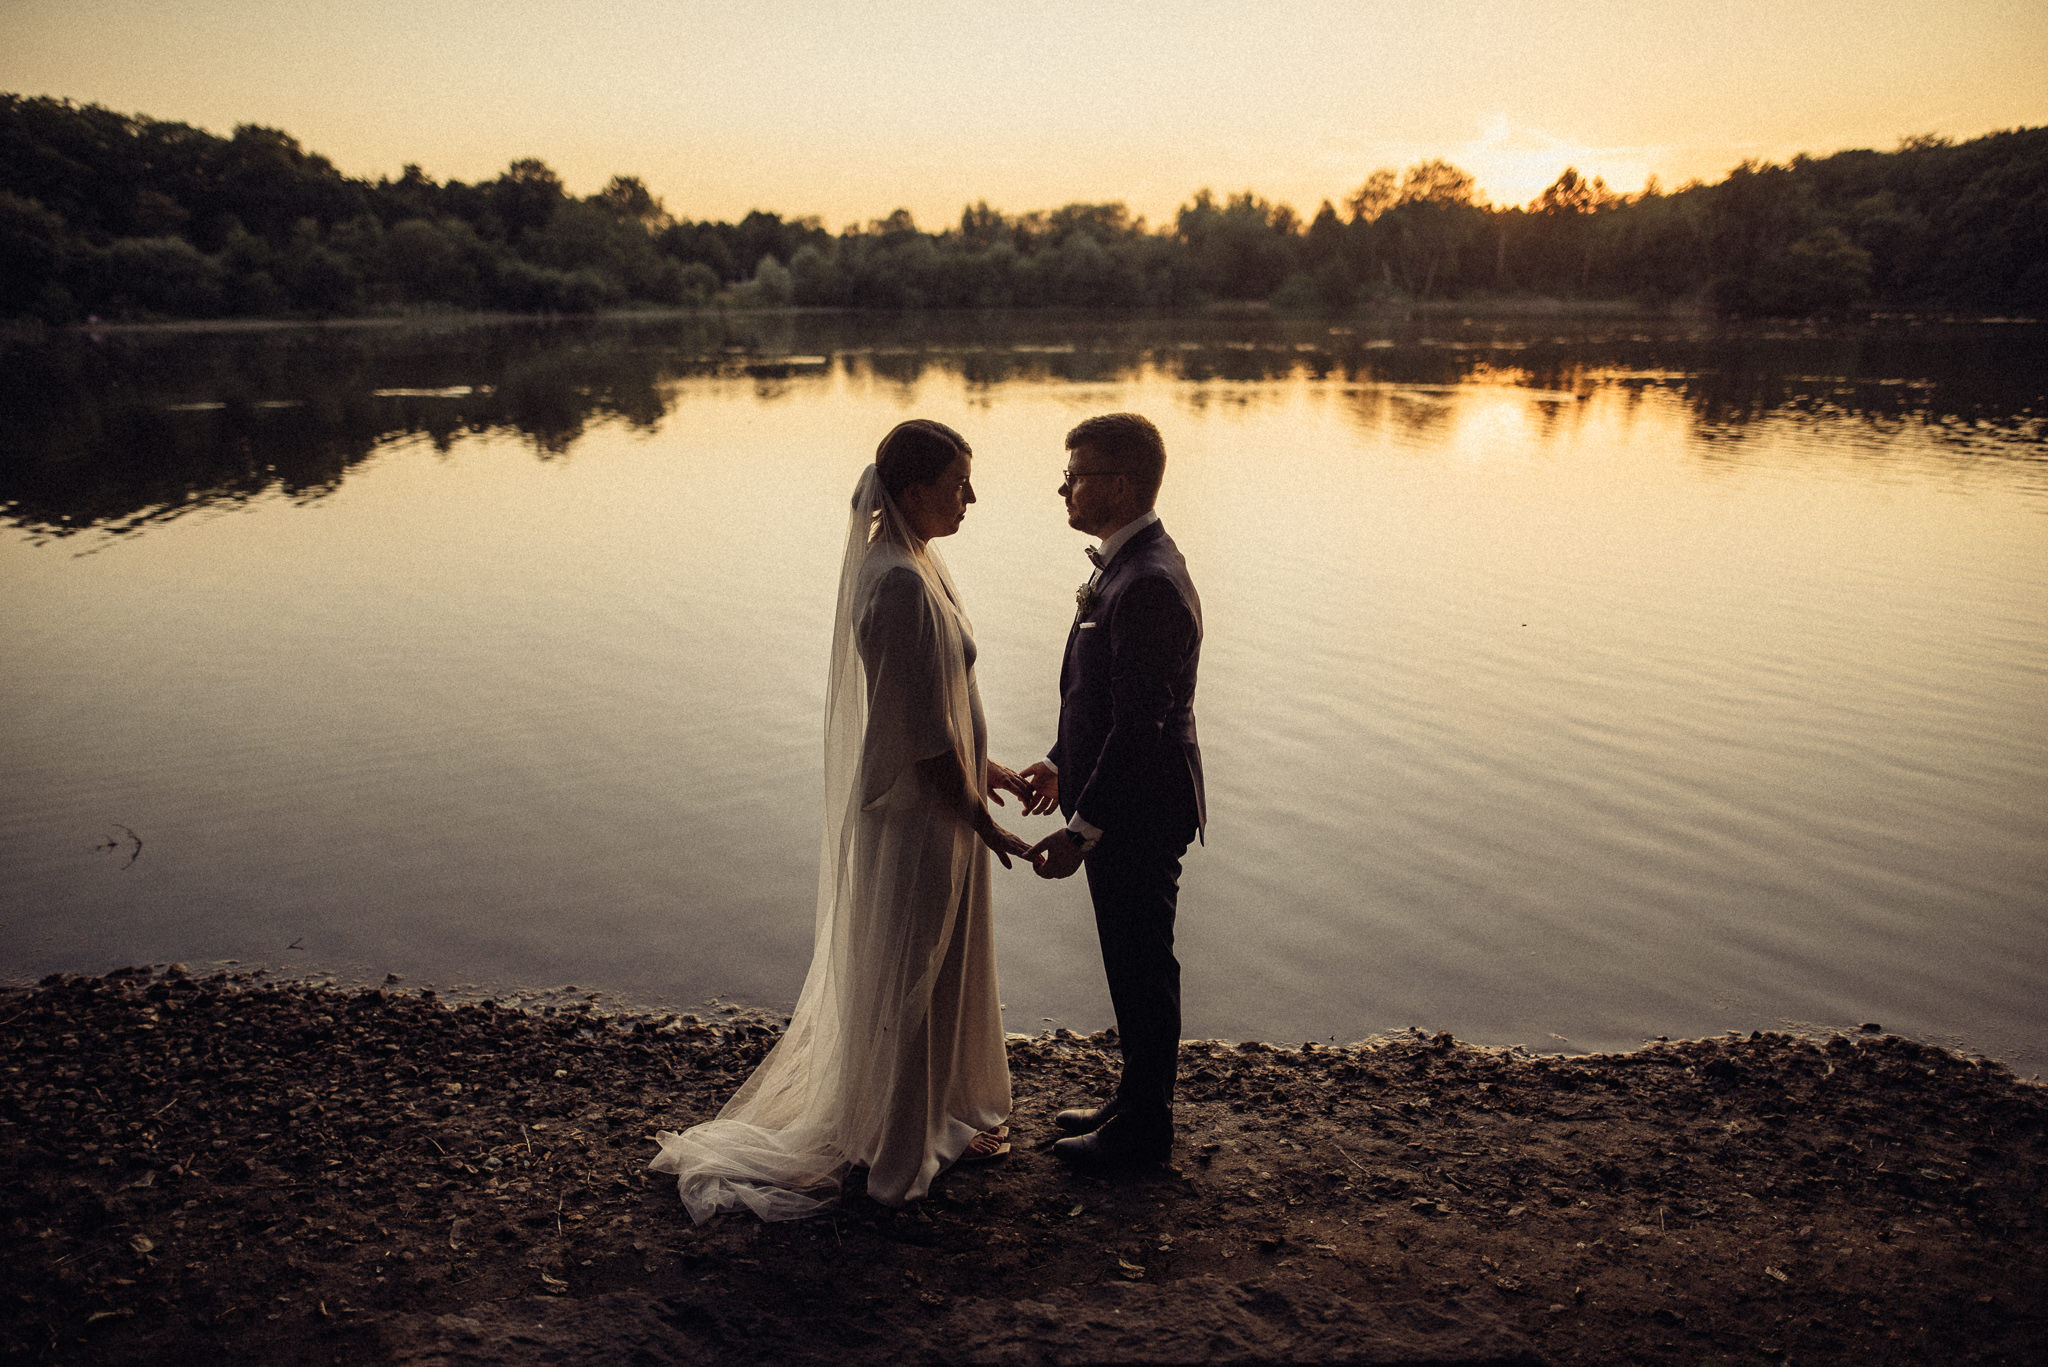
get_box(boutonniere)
[1075,580,1100,619]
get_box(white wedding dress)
[649,464,1010,1221]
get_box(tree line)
[2,93,2042,323]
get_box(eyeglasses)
[1061,467,1132,483]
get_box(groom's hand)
[1028,830,1085,879]
[1017,762,1060,816]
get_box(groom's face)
[1060,444,1127,537]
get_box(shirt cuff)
[1066,813,1103,842]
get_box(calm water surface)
[3,313,2044,1072]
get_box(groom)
[1023,413,1205,1170]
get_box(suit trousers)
[1084,821,1191,1133]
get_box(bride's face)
[904,452,975,540]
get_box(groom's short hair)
[1067,413,1165,508]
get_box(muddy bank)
[3,967,2043,1365]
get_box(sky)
[5,0,2045,230]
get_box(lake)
[3,310,2044,1075]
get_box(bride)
[651,419,1040,1221]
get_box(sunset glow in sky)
[6,0,2045,228]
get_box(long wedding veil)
[651,463,987,1221]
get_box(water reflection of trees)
[2,315,2040,538]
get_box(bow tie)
[1084,546,1105,569]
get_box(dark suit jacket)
[1051,519,1205,840]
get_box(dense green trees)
[0,95,835,321]
[2,92,2042,323]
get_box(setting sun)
[4,0,2042,224]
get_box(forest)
[2,93,2043,323]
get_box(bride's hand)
[972,809,1033,869]
[985,761,1031,809]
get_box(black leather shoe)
[1053,1100,1119,1136]
[1052,1116,1171,1170]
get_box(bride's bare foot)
[960,1126,1010,1162]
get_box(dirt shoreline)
[3,966,2042,1365]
